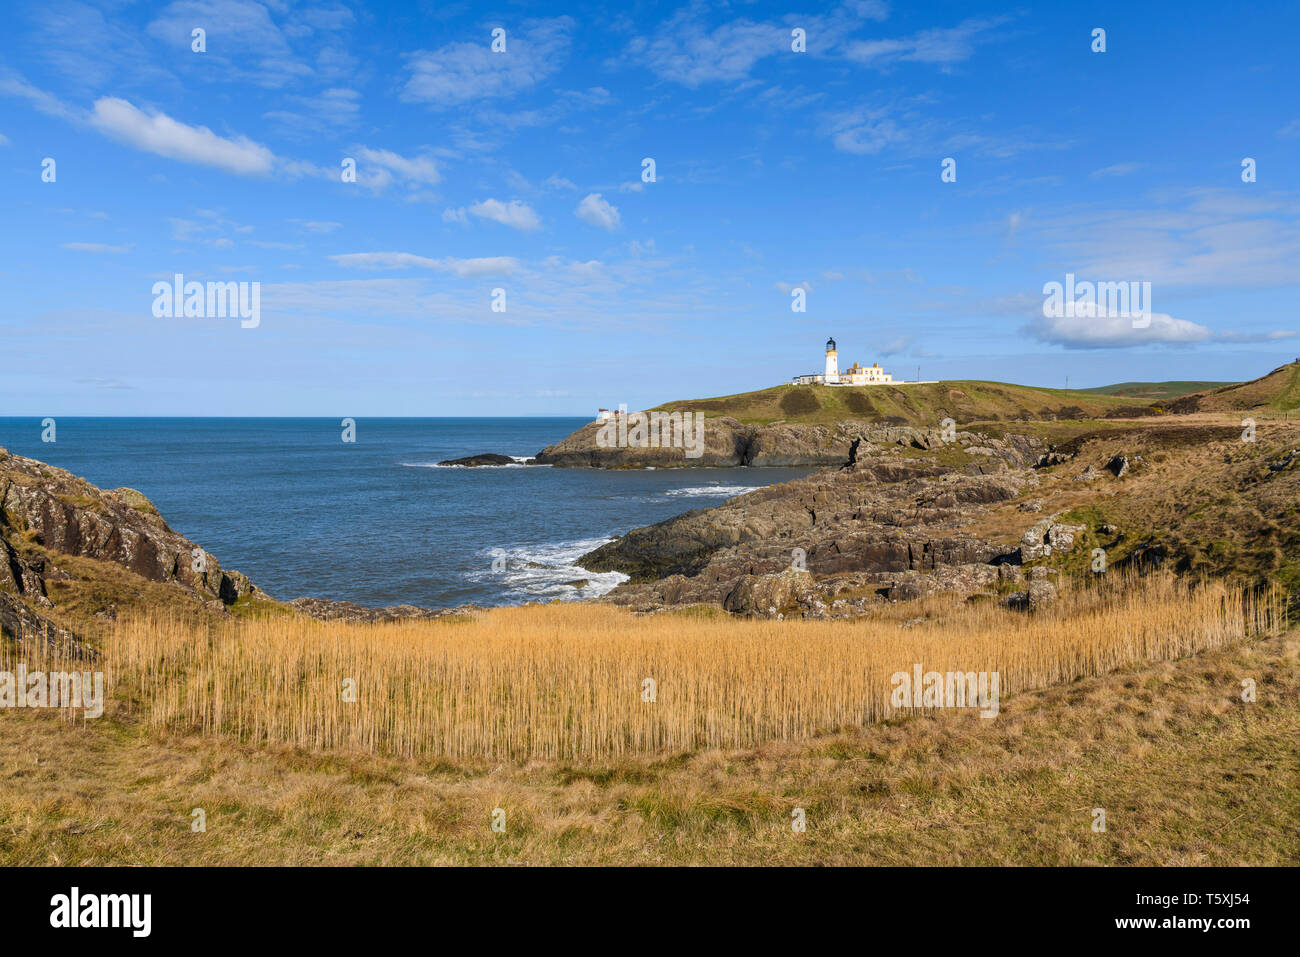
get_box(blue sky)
[2,0,1299,416]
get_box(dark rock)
[436,453,531,467]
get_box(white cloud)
[89,97,274,176]
[460,198,542,231]
[575,193,621,231]
[1028,312,1211,349]
[402,17,573,107]
[62,242,131,254]
[351,146,441,192]
[330,252,519,277]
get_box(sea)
[0,418,813,609]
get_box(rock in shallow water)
[437,453,533,467]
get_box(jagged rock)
[1106,454,1130,477]
[1035,450,1073,468]
[723,568,818,616]
[0,591,89,658]
[1000,580,1057,611]
[998,564,1023,583]
[1074,465,1099,481]
[1047,523,1085,551]
[1017,543,1052,562]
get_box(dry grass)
[7,571,1281,763]
[2,624,1296,865]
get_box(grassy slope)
[3,627,1295,865]
[652,380,1151,427]
[1178,362,1300,413]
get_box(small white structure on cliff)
[792,338,897,386]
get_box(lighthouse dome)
[826,337,836,351]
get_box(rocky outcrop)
[0,446,264,649]
[288,597,480,623]
[535,418,1044,469]
[581,448,1053,616]
[0,590,85,657]
[1,449,258,604]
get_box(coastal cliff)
[0,445,265,652]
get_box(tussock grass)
[7,572,1278,763]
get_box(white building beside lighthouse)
[793,337,897,386]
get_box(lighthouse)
[824,337,839,382]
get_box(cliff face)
[534,418,1004,468]
[0,446,262,652]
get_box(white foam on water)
[466,537,629,603]
[664,485,763,498]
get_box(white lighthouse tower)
[823,337,839,383]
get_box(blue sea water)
[0,418,813,608]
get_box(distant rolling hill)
[1079,381,1233,401]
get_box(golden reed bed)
[5,573,1283,761]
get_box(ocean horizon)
[0,417,812,609]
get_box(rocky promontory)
[534,418,1027,468]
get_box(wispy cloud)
[844,16,1011,70]
[330,252,519,277]
[402,17,574,107]
[1091,162,1143,178]
[61,242,132,254]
